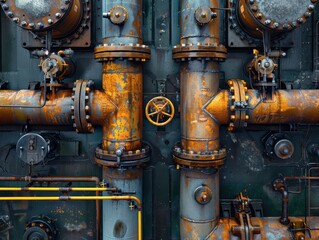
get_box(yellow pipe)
[0,195,142,240]
[0,187,116,192]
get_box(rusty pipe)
[0,176,101,240]
[101,61,143,151]
[279,187,290,225]
[205,89,319,125]
[0,89,116,127]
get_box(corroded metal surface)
[1,0,84,39]
[101,61,143,152]
[205,89,319,126]
[180,168,219,240]
[102,0,143,44]
[208,217,319,240]
[237,0,317,37]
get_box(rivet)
[7,11,13,18]
[273,22,279,28]
[245,115,250,120]
[2,4,8,10]
[257,13,263,19]
[304,12,311,18]
[48,19,54,24]
[251,5,258,12]
[13,17,19,23]
[65,0,70,4]
[55,13,62,19]
[308,4,315,10]
[231,115,236,120]
[21,21,27,27]
[265,19,271,25]
[37,22,44,28]
[29,23,35,29]
[298,18,304,23]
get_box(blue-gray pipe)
[103,167,143,240]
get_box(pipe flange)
[94,44,151,62]
[95,143,151,167]
[172,43,227,61]
[23,0,91,46]
[229,0,263,45]
[23,215,57,240]
[245,0,316,32]
[72,79,94,133]
[227,79,249,132]
[173,144,226,168]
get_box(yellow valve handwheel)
[145,96,175,127]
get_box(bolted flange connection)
[72,79,94,133]
[227,79,249,132]
[173,143,226,168]
[172,43,227,62]
[95,143,151,167]
[94,43,151,62]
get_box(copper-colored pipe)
[0,89,116,127]
[0,195,142,240]
[205,89,319,125]
[0,176,102,240]
[0,187,117,192]
[101,61,143,151]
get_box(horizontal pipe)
[205,89,319,125]
[0,176,100,183]
[0,176,101,240]
[0,89,116,127]
[0,187,117,192]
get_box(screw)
[115,12,121,18]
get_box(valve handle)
[145,96,175,127]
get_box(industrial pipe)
[0,195,142,240]
[0,176,102,240]
[0,89,116,127]
[172,0,227,239]
[0,187,117,192]
[204,89,319,126]
[94,0,150,239]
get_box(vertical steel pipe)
[173,0,227,238]
[102,167,143,240]
[96,0,149,239]
[180,168,219,239]
[102,61,143,152]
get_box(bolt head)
[2,4,8,10]
[55,12,62,19]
